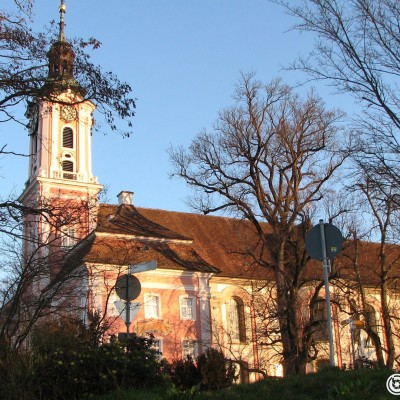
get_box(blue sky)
[1,0,355,212]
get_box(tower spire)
[46,0,83,93]
[59,0,66,42]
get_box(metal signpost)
[115,274,141,334]
[305,220,343,367]
[114,301,141,330]
[114,261,157,335]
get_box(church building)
[18,2,400,380]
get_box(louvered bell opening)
[62,159,76,180]
[63,127,73,148]
[62,160,73,172]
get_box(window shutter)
[62,160,73,171]
[63,127,73,148]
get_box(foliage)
[32,336,166,399]
[91,367,394,400]
[196,348,237,391]
[0,319,168,400]
[168,356,201,391]
[1,323,237,400]
[165,349,236,392]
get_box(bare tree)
[0,0,136,354]
[275,0,400,201]
[169,74,349,374]
[0,194,93,355]
[322,181,400,369]
[1,0,135,135]
[346,179,400,368]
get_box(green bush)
[168,356,201,390]
[0,351,37,400]
[31,335,167,399]
[196,348,237,390]
[164,348,236,392]
[0,319,169,400]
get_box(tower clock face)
[61,105,77,121]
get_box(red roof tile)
[68,204,400,285]
[96,204,192,242]
[70,204,272,278]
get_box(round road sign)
[115,274,141,301]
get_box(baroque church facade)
[19,2,400,380]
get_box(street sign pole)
[319,219,335,367]
[129,261,157,274]
[125,273,130,335]
[114,301,141,330]
[115,261,157,337]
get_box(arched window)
[313,299,328,342]
[62,60,68,74]
[62,127,74,148]
[349,299,361,345]
[364,304,377,331]
[32,131,39,154]
[364,303,378,347]
[228,297,246,343]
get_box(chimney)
[117,191,134,206]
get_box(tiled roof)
[96,204,192,242]
[335,241,400,286]
[71,204,272,278]
[73,234,218,273]
[69,203,400,285]
[300,239,400,286]
[136,206,273,279]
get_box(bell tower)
[20,1,102,282]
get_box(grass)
[92,368,395,400]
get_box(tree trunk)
[274,239,307,375]
[381,279,395,369]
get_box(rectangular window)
[144,294,160,319]
[182,339,196,359]
[180,297,195,320]
[151,339,163,359]
[108,291,121,317]
[61,227,76,249]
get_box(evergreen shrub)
[168,356,201,390]
[0,318,168,400]
[196,348,237,390]
[166,348,236,392]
